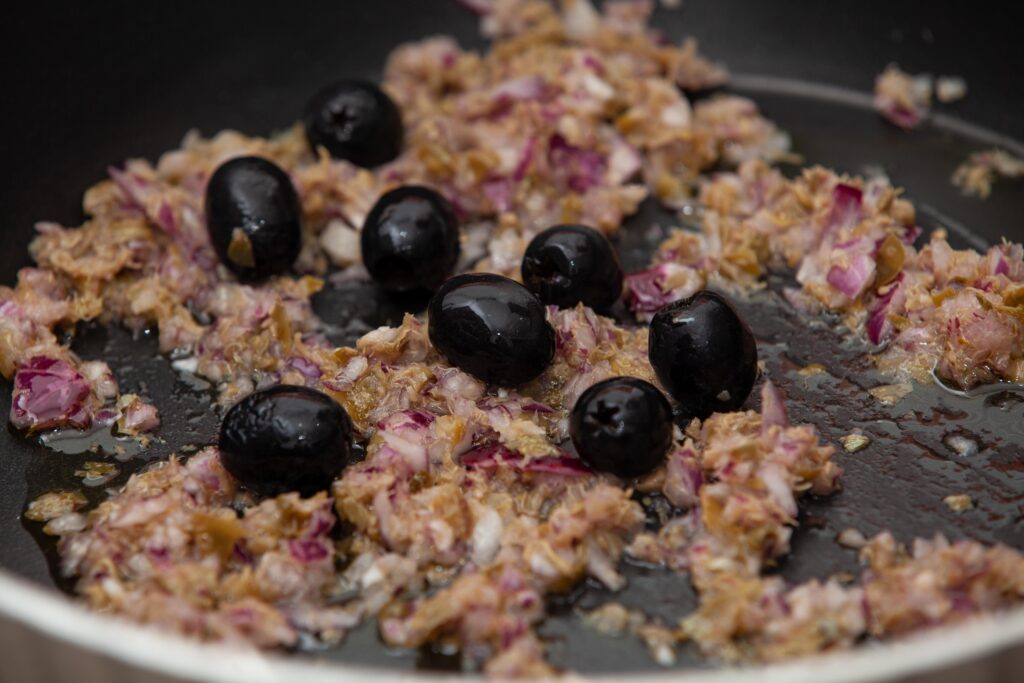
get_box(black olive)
[303,80,403,168]
[219,385,353,496]
[648,290,758,419]
[521,224,624,310]
[205,156,303,280]
[361,186,460,292]
[428,273,555,387]
[570,377,673,478]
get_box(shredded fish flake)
[943,494,973,513]
[953,148,1024,198]
[837,528,867,549]
[935,76,967,103]
[797,363,827,376]
[840,433,871,453]
[74,462,120,486]
[25,491,87,522]
[869,383,914,406]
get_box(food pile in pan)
[5,0,1022,676]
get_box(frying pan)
[1,0,1023,680]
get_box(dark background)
[1,0,1023,674]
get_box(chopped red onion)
[606,138,643,185]
[865,273,904,345]
[375,409,436,473]
[901,225,922,245]
[482,178,515,212]
[120,400,161,434]
[109,166,177,237]
[491,75,547,103]
[288,538,330,563]
[624,263,701,314]
[782,287,822,315]
[663,447,703,508]
[461,443,590,476]
[881,105,924,130]
[34,221,63,235]
[826,239,876,301]
[304,506,336,538]
[524,454,591,476]
[94,409,119,425]
[513,136,539,181]
[760,463,798,519]
[156,202,177,235]
[825,184,863,234]
[548,134,607,193]
[10,357,92,431]
[288,356,322,380]
[470,504,503,566]
[389,409,435,429]
[625,266,672,313]
[461,443,521,469]
[759,380,789,431]
[874,67,932,130]
[581,54,606,75]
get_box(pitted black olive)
[521,224,623,311]
[570,377,673,478]
[648,290,758,419]
[303,80,403,168]
[427,273,555,387]
[361,186,460,291]
[205,156,302,281]
[219,385,353,496]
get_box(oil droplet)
[40,424,144,460]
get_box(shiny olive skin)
[648,290,758,419]
[219,385,353,496]
[303,80,403,168]
[361,186,460,291]
[205,156,303,280]
[521,224,624,310]
[428,273,555,387]
[570,377,673,478]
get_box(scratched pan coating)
[1,0,1023,675]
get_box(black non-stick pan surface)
[2,0,1023,674]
